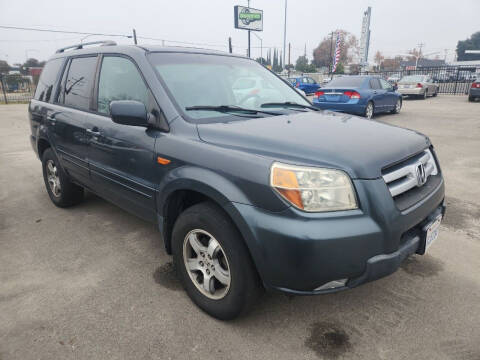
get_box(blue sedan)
[312,76,402,119]
[287,76,321,94]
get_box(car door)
[379,78,397,110]
[86,55,159,222]
[307,77,320,93]
[369,78,386,109]
[49,55,99,186]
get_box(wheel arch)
[157,166,252,255]
[37,137,51,159]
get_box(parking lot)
[0,96,479,359]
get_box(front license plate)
[425,215,442,250]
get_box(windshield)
[326,77,365,87]
[400,75,426,83]
[148,52,310,121]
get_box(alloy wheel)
[46,160,61,197]
[395,100,402,113]
[366,103,374,119]
[183,229,231,300]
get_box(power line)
[0,25,132,38]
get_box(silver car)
[397,75,439,99]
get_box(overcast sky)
[0,0,479,65]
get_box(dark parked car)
[287,76,321,94]
[312,75,403,119]
[468,77,480,101]
[29,42,445,319]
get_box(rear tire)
[42,148,84,207]
[365,101,374,119]
[432,88,438,97]
[468,95,474,102]
[172,202,262,320]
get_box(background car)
[387,73,401,84]
[312,75,402,119]
[397,75,439,99]
[287,76,321,94]
[468,76,480,102]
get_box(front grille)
[382,149,440,211]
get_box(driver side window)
[97,56,148,115]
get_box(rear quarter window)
[33,58,63,102]
[62,56,98,111]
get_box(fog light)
[314,279,348,291]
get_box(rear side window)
[369,78,381,89]
[97,56,148,115]
[34,58,63,102]
[63,56,98,111]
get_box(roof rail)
[56,40,117,54]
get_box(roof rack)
[56,40,117,54]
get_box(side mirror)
[110,100,148,127]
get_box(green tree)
[255,57,267,66]
[457,31,480,61]
[0,60,10,74]
[334,63,344,74]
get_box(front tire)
[42,148,84,207]
[172,202,261,320]
[421,90,427,99]
[391,98,402,114]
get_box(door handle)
[47,115,56,125]
[373,91,378,94]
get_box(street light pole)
[247,0,251,58]
[252,32,263,63]
[283,0,287,70]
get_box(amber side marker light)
[271,166,304,209]
[157,156,171,165]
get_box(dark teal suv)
[29,41,445,319]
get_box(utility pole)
[417,43,425,56]
[329,32,334,75]
[247,0,251,58]
[228,37,232,54]
[132,29,137,45]
[304,43,306,57]
[288,42,291,66]
[283,0,287,70]
[444,49,448,62]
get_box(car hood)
[196,111,430,179]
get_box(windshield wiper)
[185,105,281,116]
[260,102,320,111]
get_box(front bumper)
[226,176,445,295]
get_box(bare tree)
[312,30,359,68]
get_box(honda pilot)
[29,41,445,319]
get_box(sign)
[359,7,371,66]
[234,6,263,31]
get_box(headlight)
[270,162,358,212]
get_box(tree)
[374,51,384,67]
[457,31,480,61]
[0,60,10,74]
[312,30,359,68]
[255,57,267,66]
[334,63,345,74]
[295,55,316,73]
[295,55,309,72]
[380,56,404,71]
